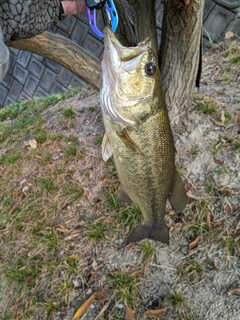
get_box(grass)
[0,88,93,319]
[196,100,217,114]
[230,55,240,63]
[223,236,238,255]
[177,259,205,280]
[107,270,139,308]
[233,137,240,150]
[0,82,239,320]
[61,106,75,118]
[167,291,185,308]
[119,205,142,229]
[84,221,110,241]
[140,241,155,260]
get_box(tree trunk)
[8,32,101,90]
[115,0,158,56]
[160,0,204,131]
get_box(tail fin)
[126,225,151,244]
[127,219,169,244]
[148,221,169,244]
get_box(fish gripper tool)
[85,0,118,38]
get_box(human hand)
[61,0,86,16]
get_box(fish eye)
[145,62,156,76]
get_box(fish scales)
[100,27,187,244]
[104,111,174,226]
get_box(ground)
[0,38,239,320]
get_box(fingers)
[61,0,86,16]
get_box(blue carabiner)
[86,0,118,38]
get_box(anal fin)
[169,169,188,213]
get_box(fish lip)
[103,26,151,63]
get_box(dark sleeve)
[0,0,62,43]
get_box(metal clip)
[86,0,118,38]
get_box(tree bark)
[115,0,158,56]
[7,32,101,90]
[160,0,204,130]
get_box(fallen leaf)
[69,229,82,235]
[93,291,107,300]
[129,270,144,278]
[206,211,214,228]
[61,305,67,317]
[125,305,136,320]
[28,137,37,149]
[55,224,70,234]
[170,222,182,232]
[234,112,240,123]
[23,134,37,149]
[64,233,80,241]
[222,189,232,197]
[213,156,223,166]
[212,221,224,227]
[225,31,234,39]
[143,308,165,319]
[189,236,201,250]
[229,288,240,294]
[220,111,225,125]
[73,292,106,319]
[223,204,231,211]
[73,294,95,319]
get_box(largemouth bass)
[100,27,187,244]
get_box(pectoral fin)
[169,169,188,213]
[117,128,144,156]
[102,133,113,162]
[117,188,133,203]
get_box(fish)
[100,27,187,244]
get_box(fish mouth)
[102,26,123,71]
[103,26,151,66]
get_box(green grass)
[0,87,89,319]
[95,136,103,145]
[64,145,77,157]
[233,138,240,150]
[178,259,205,280]
[85,221,109,241]
[223,236,238,255]
[140,241,155,260]
[167,291,185,308]
[191,149,199,157]
[230,55,240,63]
[107,270,139,308]
[196,101,217,115]
[61,106,75,118]
[0,150,21,165]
